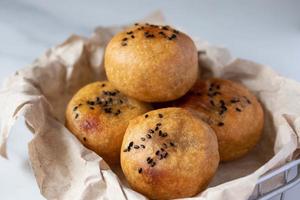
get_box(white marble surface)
[0,0,299,199]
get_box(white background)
[0,0,299,199]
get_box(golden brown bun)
[65,81,150,165]
[104,23,198,102]
[121,107,219,199]
[174,78,264,161]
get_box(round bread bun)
[104,23,198,102]
[65,81,150,165]
[174,78,264,161]
[121,107,219,199]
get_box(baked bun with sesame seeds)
[120,107,219,199]
[174,78,264,162]
[65,81,150,165]
[104,23,198,102]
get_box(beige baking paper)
[0,12,300,200]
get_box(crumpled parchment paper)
[1,12,300,200]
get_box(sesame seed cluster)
[120,23,180,46]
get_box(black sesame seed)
[216,85,220,89]
[145,114,149,118]
[156,150,160,155]
[163,143,167,148]
[236,108,242,112]
[103,101,108,107]
[149,129,154,133]
[163,152,168,158]
[101,83,106,87]
[141,144,145,149]
[162,133,168,137]
[131,35,135,39]
[134,23,139,26]
[134,145,140,149]
[146,134,152,139]
[214,92,221,96]
[210,100,215,106]
[73,106,78,111]
[104,108,112,113]
[156,123,162,126]
[146,34,155,38]
[138,168,142,173]
[115,109,121,116]
[87,101,95,105]
[170,34,176,39]
[147,157,151,161]
[127,31,133,34]
[173,29,179,34]
[162,26,168,30]
[119,99,123,104]
[230,98,239,103]
[121,42,127,46]
[129,142,134,147]
[218,122,224,126]
[155,126,159,131]
[141,137,146,141]
[161,148,165,152]
[123,149,128,152]
[83,137,87,142]
[110,92,117,96]
[75,113,79,119]
[147,158,153,164]
[244,97,251,104]
[159,154,164,160]
[158,114,163,118]
[151,162,156,167]
[170,142,175,147]
[89,106,94,110]
[159,130,163,136]
[220,100,225,105]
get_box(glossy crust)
[174,78,264,161]
[104,23,198,102]
[65,81,150,165]
[121,108,219,199]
